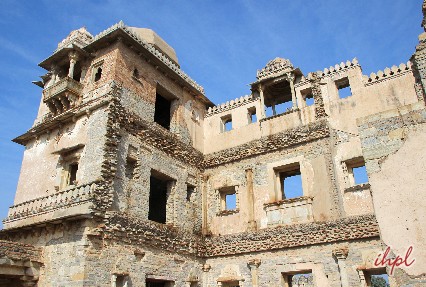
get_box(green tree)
[371,276,390,287]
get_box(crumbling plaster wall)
[14,107,108,205]
[358,102,426,282]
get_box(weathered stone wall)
[13,105,108,205]
[358,102,426,286]
[204,239,383,287]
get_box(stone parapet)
[363,61,413,86]
[3,182,98,229]
[206,95,257,117]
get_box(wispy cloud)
[0,37,38,64]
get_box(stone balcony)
[264,196,314,227]
[3,182,98,229]
[42,77,83,116]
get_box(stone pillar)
[68,51,79,79]
[202,264,211,287]
[258,84,266,119]
[356,270,367,287]
[333,248,349,287]
[287,72,297,109]
[271,104,277,116]
[248,259,261,287]
[246,168,257,231]
[202,175,209,235]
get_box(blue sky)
[0,0,422,228]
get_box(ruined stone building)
[1,3,426,287]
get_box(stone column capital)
[68,51,79,62]
[202,264,211,272]
[333,247,349,260]
[248,258,261,268]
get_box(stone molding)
[203,120,330,168]
[0,240,42,263]
[263,196,313,208]
[206,94,257,117]
[344,183,371,193]
[203,214,379,257]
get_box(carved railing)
[42,77,83,116]
[4,182,97,222]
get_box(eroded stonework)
[1,3,426,286]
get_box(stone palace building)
[0,2,425,287]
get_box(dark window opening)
[133,68,139,78]
[277,164,303,199]
[94,67,102,82]
[116,275,127,287]
[69,163,78,186]
[154,93,172,130]
[149,172,173,224]
[72,62,82,82]
[222,282,240,287]
[125,157,137,180]
[146,279,173,287]
[186,184,195,202]
[336,77,352,99]
[248,107,257,123]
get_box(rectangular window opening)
[148,171,174,224]
[336,77,352,99]
[154,92,172,130]
[221,115,232,132]
[219,186,237,211]
[248,107,257,123]
[301,88,314,106]
[69,163,78,186]
[346,158,368,186]
[276,164,303,199]
[146,279,174,287]
[283,271,313,287]
[115,275,127,287]
[363,269,389,287]
[125,157,137,180]
[186,184,195,202]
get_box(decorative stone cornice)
[203,120,330,168]
[203,214,379,257]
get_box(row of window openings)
[113,270,388,287]
[219,161,368,212]
[60,160,366,218]
[220,78,352,133]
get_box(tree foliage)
[371,276,389,287]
